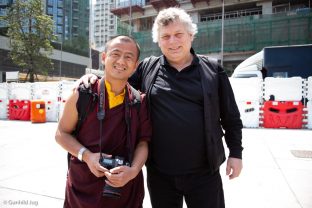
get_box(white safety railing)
[9,83,32,100]
[229,77,263,102]
[58,81,75,120]
[236,101,260,128]
[229,78,263,128]
[307,101,312,129]
[264,77,303,101]
[0,83,9,119]
[307,77,312,100]
[1,76,311,128]
[306,77,312,129]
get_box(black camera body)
[99,156,130,198]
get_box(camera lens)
[99,155,129,199]
[103,184,121,199]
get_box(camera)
[99,156,130,198]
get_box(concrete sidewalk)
[0,120,311,208]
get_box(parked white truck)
[231,44,312,79]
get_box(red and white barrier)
[8,100,31,121]
[262,101,303,129]
[8,83,32,121]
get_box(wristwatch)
[78,147,87,162]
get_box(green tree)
[5,0,56,82]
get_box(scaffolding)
[118,12,312,60]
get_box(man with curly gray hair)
[141,8,243,208]
[152,7,198,43]
[78,7,243,208]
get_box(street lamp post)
[59,41,62,80]
[129,0,132,36]
[221,0,225,67]
[89,0,92,69]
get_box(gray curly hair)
[152,7,198,43]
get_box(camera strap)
[97,78,106,162]
[125,91,133,163]
[97,78,133,164]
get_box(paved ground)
[0,120,311,208]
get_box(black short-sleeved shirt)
[150,55,208,175]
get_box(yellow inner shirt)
[105,80,125,109]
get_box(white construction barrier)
[9,83,32,100]
[229,78,263,102]
[307,101,312,129]
[237,101,260,128]
[1,81,78,121]
[264,77,303,101]
[32,82,60,122]
[58,81,75,119]
[0,83,9,119]
[59,81,75,101]
[32,82,59,100]
[45,100,59,122]
[307,77,312,100]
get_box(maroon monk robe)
[63,80,152,208]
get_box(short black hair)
[105,35,141,61]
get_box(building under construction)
[110,0,312,71]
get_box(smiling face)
[102,36,139,82]
[158,20,194,64]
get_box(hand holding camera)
[83,151,111,178]
[104,164,137,187]
[99,156,132,198]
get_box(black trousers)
[146,167,225,208]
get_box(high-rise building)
[0,0,13,28]
[1,0,90,44]
[64,0,89,41]
[46,0,65,41]
[93,0,117,50]
[46,0,90,43]
[0,0,90,78]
